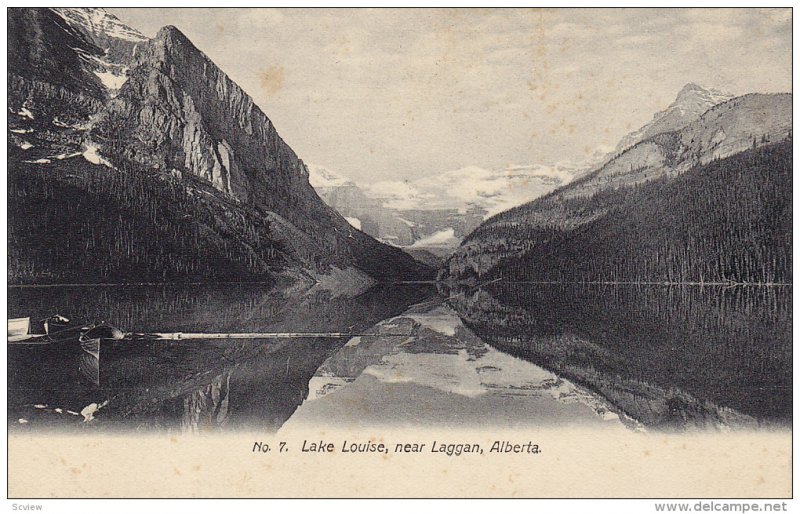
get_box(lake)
[7,282,791,433]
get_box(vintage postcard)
[5,6,793,505]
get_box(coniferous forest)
[8,157,283,283]
[453,138,791,285]
[7,154,431,284]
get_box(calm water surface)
[7,283,791,433]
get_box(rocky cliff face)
[560,93,791,201]
[8,8,430,284]
[8,8,105,129]
[51,7,147,64]
[92,25,290,205]
[615,83,734,152]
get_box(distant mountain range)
[308,159,599,260]
[444,86,792,284]
[8,8,431,285]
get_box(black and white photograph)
[4,5,793,503]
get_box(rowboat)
[77,325,125,359]
[7,317,31,342]
[7,315,91,345]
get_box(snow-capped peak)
[615,82,734,152]
[307,164,355,188]
[364,163,583,215]
[672,82,734,111]
[52,8,148,43]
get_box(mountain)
[308,164,414,244]
[309,164,485,256]
[308,161,588,257]
[7,8,431,285]
[615,83,734,152]
[307,163,355,189]
[363,163,587,216]
[444,87,792,284]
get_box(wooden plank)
[138,332,402,340]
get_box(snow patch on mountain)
[307,163,355,188]
[71,50,131,97]
[409,228,460,249]
[93,70,128,95]
[344,217,362,230]
[52,8,147,43]
[52,152,82,160]
[82,144,113,168]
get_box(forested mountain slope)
[8,8,431,284]
[444,92,791,285]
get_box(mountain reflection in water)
[284,299,627,432]
[446,283,791,430]
[7,283,433,433]
[7,282,790,433]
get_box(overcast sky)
[109,8,792,185]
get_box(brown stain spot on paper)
[259,66,285,97]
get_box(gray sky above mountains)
[110,8,792,185]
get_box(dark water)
[7,283,434,433]
[7,283,791,433]
[447,283,792,429]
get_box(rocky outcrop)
[566,93,791,200]
[8,8,106,100]
[51,7,147,65]
[615,83,734,152]
[676,93,792,169]
[92,26,320,221]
